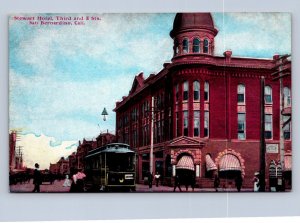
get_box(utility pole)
[260,76,266,192]
[271,54,291,191]
[150,96,154,175]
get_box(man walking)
[32,163,42,192]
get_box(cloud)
[17,133,77,170]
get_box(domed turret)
[170,13,218,58]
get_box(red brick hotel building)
[114,13,291,189]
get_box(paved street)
[10,179,254,193]
[10,179,70,193]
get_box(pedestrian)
[148,172,153,190]
[173,174,182,192]
[253,172,260,192]
[214,174,220,192]
[32,163,42,192]
[75,169,86,192]
[235,173,243,192]
[70,169,86,192]
[63,175,71,187]
[154,172,160,187]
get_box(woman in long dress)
[253,173,260,192]
[63,175,71,187]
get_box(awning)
[219,154,241,172]
[284,155,292,171]
[176,155,195,171]
[205,154,217,171]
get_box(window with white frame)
[193,81,200,101]
[237,84,245,104]
[265,86,272,104]
[283,87,291,107]
[238,113,246,140]
[265,114,273,139]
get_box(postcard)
[9,13,291,193]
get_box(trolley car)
[85,143,136,192]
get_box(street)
[10,179,254,193]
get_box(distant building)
[9,131,17,171]
[114,13,291,189]
[57,157,69,175]
[96,131,116,147]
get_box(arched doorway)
[218,154,242,179]
[175,153,195,187]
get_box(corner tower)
[170,13,218,60]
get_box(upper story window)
[265,114,273,139]
[174,40,179,56]
[193,38,200,53]
[183,81,189,101]
[283,116,291,140]
[203,39,209,53]
[175,84,179,102]
[283,87,291,107]
[204,81,209,101]
[194,111,200,137]
[183,38,189,53]
[237,84,245,104]
[238,113,246,140]
[265,86,272,104]
[204,111,209,137]
[193,81,200,101]
[183,111,188,136]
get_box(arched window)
[203,39,209,53]
[193,38,200,53]
[237,84,245,104]
[204,81,209,101]
[283,87,291,107]
[265,86,272,104]
[182,38,189,53]
[183,81,189,101]
[193,81,200,101]
[174,40,179,56]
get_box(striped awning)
[205,154,217,171]
[219,154,241,172]
[176,155,195,171]
[284,155,292,171]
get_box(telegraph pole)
[260,76,266,191]
[271,54,291,191]
[150,96,154,175]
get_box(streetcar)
[84,143,136,192]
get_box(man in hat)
[32,163,42,192]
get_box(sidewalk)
[135,183,253,192]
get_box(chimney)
[223,50,232,62]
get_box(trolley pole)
[150,96,154,175]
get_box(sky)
[9,13,291,169]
